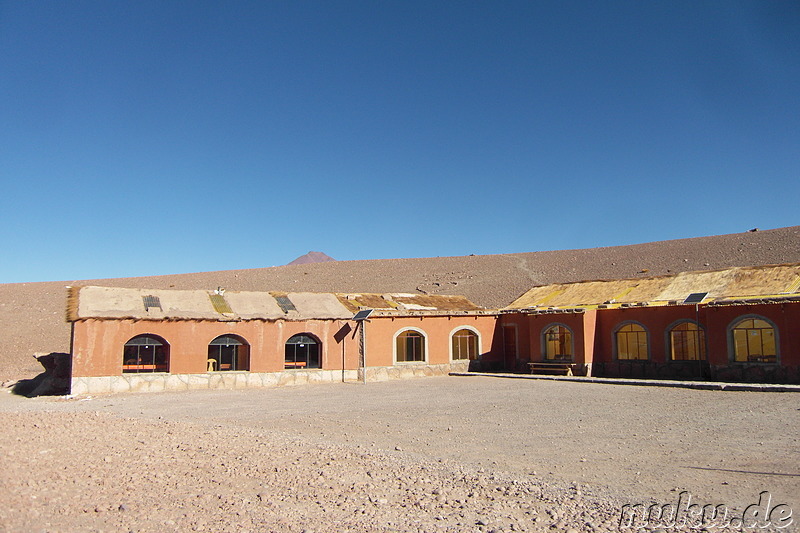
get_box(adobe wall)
[363,314,498,367]
[69,314,497,394]
[501,302,799,383]
[497,311,596,374]
[590,302,800,383]
[71,318,361,378]
[702,302,800,383]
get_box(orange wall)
[501,302,799,369]
[364,315,498,366]
[71,302,798,379]
[592,306,703,364]
[499,311,597,365]
[702,302,800,367]
[589,302,800,366]
[72,314,499,377]
[72,318,361,377]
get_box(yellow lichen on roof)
[726,264,800,297]
[391,294,481,311]
[336,293,482,313]
[336,294,399,313]
[506,263,800,310]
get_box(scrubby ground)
[1,376,798,532]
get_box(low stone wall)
[71,361,470,395]
[359,361,469,382]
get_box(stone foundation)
[71,362,469,395]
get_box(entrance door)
[502,325,518,371]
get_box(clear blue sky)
[1,1,798,283]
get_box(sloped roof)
[505,263,800,310]
[337,293,482,313]
[66,286,486,322]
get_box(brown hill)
[2,226,799,381]
[286,251,336,266]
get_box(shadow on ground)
[11,352,72,397]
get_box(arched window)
[208,335,250,372]
[669,322,706,361]
[123,335,169,373]
[396,329,426,363]
[731,317,777,363]
[285,334,321,369]
[451,328,479,361]
[615,323,648,360]
[543,324,573,361]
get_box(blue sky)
[1,1,798,283]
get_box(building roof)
[66,286,487,322]
[504,263,800,311]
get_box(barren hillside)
[2,226,798,381]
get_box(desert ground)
[1,376,797,532]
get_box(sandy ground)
[1,376,797,532]
[2,225,799,381]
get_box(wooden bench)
[528,362,577,376]
[122,364,167,372]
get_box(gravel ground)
[1,376,797,532]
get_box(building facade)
[67,263,800,394]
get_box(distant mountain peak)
[286,251,336,266]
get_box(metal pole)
[360,320,367,384]
[695,303,702,379]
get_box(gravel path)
[1,376,797,532]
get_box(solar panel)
[784,275,800,294]
[683,292,708,304]
[275,296,297,313]
[209,293,233,314]
[352,309,373,321]
[142,295,162,311]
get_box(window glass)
[452,329,479,360]
[397,330,425,362]
[669,322,706,361]
[616,323,648,360]
[208,335,249,371]
[544,325,573,360]
[285,334,321,369]
[123,335,169,373]
[732,318,777,363]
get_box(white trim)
[393,327,428,364]
[448,325,482,362]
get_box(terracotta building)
[66,263,800,394]
[67,287,497,394]
[495,263,800,383]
